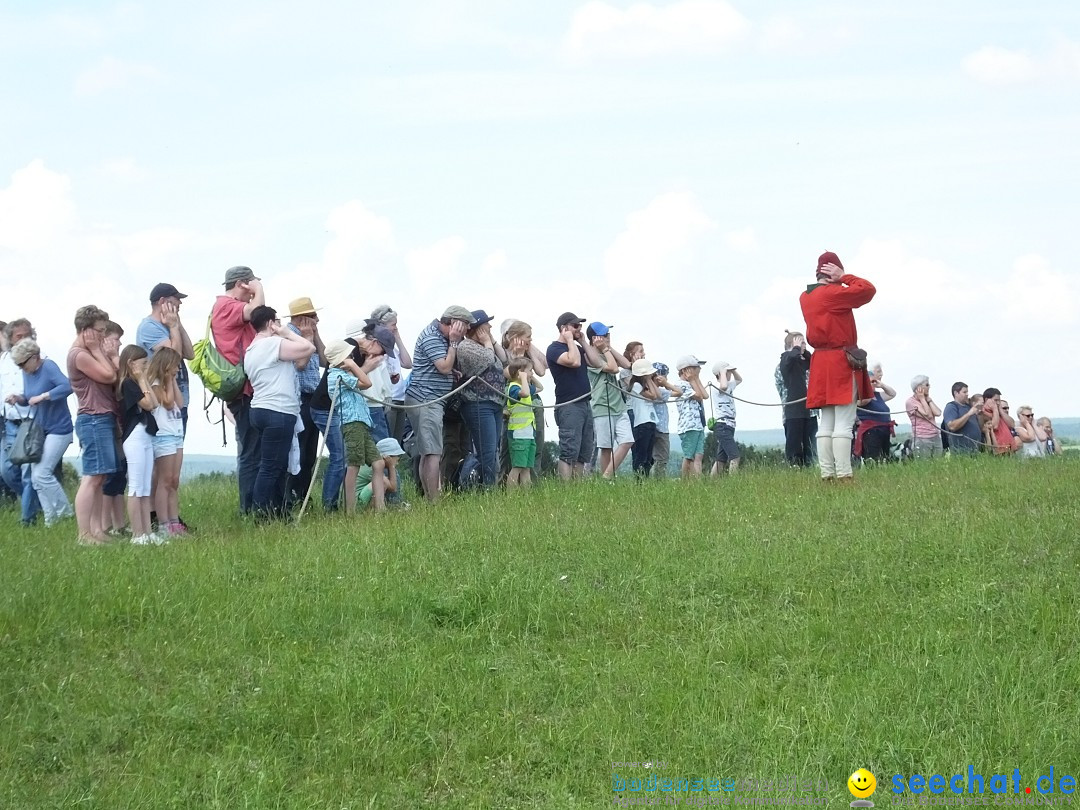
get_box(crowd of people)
[0,253,1062,542]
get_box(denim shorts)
[713,421,740,463]
[152,433,184,459]
[75,412,119,476]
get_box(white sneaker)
[131,534,154,546]
[150,532,170,546]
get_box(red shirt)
[211,295,256,397]
[799,275,876,408]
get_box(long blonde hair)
[147,347,182,408]
[501,320,532,350]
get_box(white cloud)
[564,0,750,61]
[758,15,802,54]
[963,38,1080,86]
[603,191,715,291]
[723,226,758,253]
[962,46,1039,86]
[405,236,467,294]
[75,55,160,96]
[990,254,1077,326]
[481,249,508,273]
[0,160,76,254]
[97,157,146,182]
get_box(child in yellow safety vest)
[505,357,542,487]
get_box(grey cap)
[442,305,476,324]
[223,266,258,286]
[371,326,396,355]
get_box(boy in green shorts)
[326,340,387,513]
[506,357,542,488]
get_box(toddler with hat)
[355,438,409,509]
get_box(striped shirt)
[405,320,452,401]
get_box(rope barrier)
[304,355,1026,479]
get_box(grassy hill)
[2,457,1078,807]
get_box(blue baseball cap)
[586,322,612,339]
[652,362,669,377]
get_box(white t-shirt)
[388,352,407,400]
[245,337,301,416]
[0,352,30,421]
[711,379,739,425]
[149,377,184,437]
[630,383,657,426]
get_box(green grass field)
[2,457,1078,808]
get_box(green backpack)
[190,316,247,404]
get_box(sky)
[1,0,1078,456]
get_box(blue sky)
[2,1,1078,454]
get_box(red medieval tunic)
[799,275,876,408]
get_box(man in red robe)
[799,251,876,482]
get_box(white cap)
[676,354,706,371]
[712,360,735,375]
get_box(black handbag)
[9,415,44,465]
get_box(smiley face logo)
[848,769,877,799]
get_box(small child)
[148,347,185,536]
[674,355,708,477]
[101,320,129,536]
[117,345,162,545]
[506,357,542,488]
[356,438,408,508]
[627,359,660,476]
[1037,417,1057,455]
[710,361,743,475]
[326,340,387,513]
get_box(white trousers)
[817,378,858,478]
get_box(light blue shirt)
[330,368,372,427]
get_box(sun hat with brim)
[712,360,735,376]
[223,266,258,286]
[325,340,354,368]
[630,359,656,378]
[288,297,321,317]
[376,438,406,457]
[442,305,476,323]
[676,354,706,371]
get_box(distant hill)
[68,454,236,483]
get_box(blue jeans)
[250,408,295,518]
[3,419,41,524]
[368,407,390,443]
[32,432,73,525]
[310,407,345,510]
[228,395,261,514]
[459,400,501,487]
